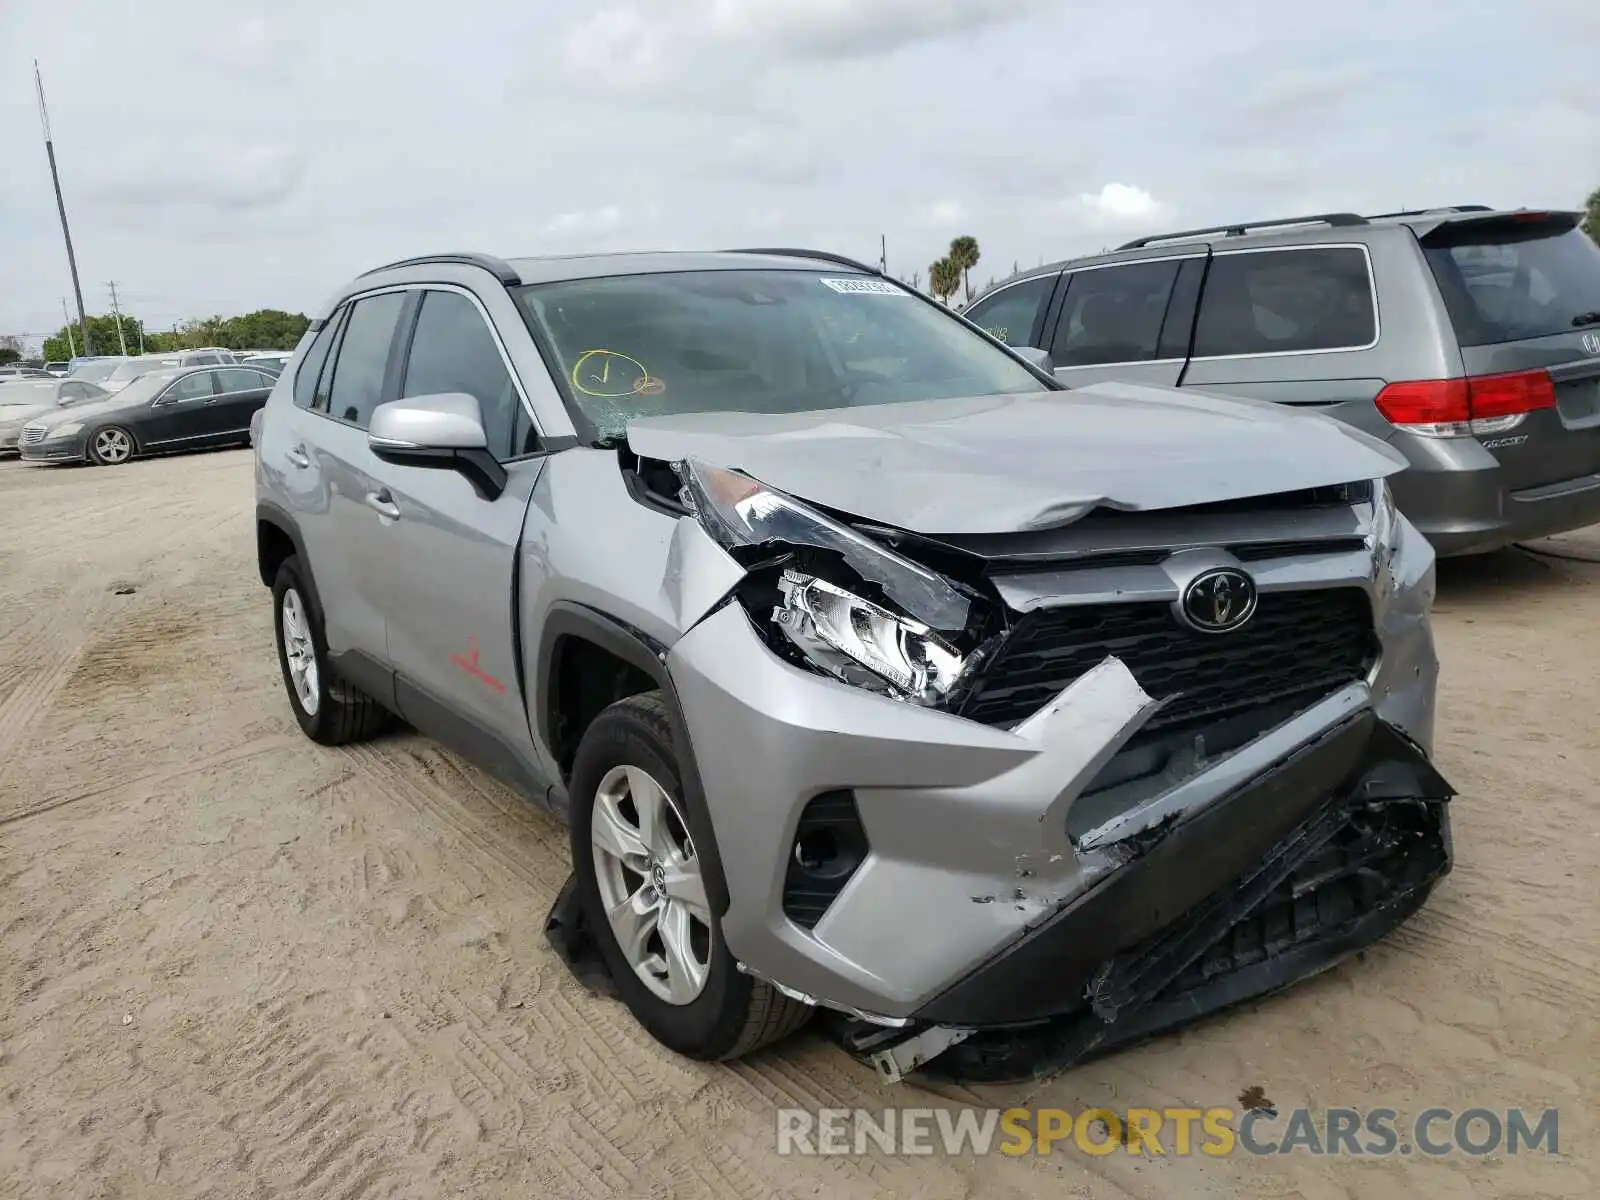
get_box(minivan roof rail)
[1364,204,1494,219]
[726,246,885,275]
[359,252,522,286]
[1116,213,1369,251]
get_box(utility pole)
[35,62,92,357]
[879,234,887,274]
[61,298,77,357]
[107,280,129,355]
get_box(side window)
[1049,260,1182,367]
[1192,247,1376,358]
[216,368,260,393]
[163,372,215,402]
[295,315,341,409]
[965,275,1056,346]
[60,382,88,401]
[401,290,525,458]
[325,292,406,427]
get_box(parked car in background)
[96,349,238,394]
[966,205,1600,556]
[43,361,70,377]
[242,351,291,374]
[19,364,276,465]
[66,357,129,385]
[0,365,54,381]
[252,248,1450,1080]
[0,378,110,453]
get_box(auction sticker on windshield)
[820,278,904,296]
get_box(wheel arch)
[538,602,731,917]
[255,502,321,619]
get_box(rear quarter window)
[1423,223,1600,346]
[1192,247,1376,358]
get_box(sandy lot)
[0,449,1594,1199]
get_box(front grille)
[20,425,47,446]
[958,587,1378,733]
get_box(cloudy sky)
[2,0,1596,349]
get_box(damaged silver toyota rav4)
[254,249,1452,1082]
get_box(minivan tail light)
[1375,369,1555,438]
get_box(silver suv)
[966,206,1600,556]
[254,249,1452,1081]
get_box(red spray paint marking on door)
[450,637,507,694]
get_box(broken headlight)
[678,458,971,632]
[774,570,967,702]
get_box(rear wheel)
[570,692,811,1059]
[272,556,389,745]
[87,425,135,465]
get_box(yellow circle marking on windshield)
[572,349,653,398]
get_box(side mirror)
[368,392,507,500]
[1013,346,1056,374]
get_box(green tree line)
[42,309,309,362]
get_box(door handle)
[364,490,401,521]
[286,445,311,469]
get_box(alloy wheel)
[590,764,713,1005]
[280,587,320,715]
[93,428,132,464]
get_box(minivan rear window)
[1423,222,1600,346]
[1192,247,1376,358]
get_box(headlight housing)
[48,421,84,438]
[678,458,983,704]
[774,570,967,702]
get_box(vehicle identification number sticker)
[819,278,904,296]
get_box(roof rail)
[1364,204,1494,219]
[358,252,522,286]
[725,247,884,276]
[1116,213,1369,251]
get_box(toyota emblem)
[1179,567,1258,634]
[1581,331,1600,357]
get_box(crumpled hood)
[625,380,1408,535]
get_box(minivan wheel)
[271,555,389,745]
[569,692,811,1060]
[86,426,135,465]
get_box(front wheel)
[570,692,811,1060]
[86,425,135,465]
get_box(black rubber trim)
[392,674,553,805]
[327,646,398,711]
[916,710,1381,1027]
[255,502,318,607]
[536,602,731,918]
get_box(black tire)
[271,555,389,745]
[570,691,811,1060]
[85,424,136,466]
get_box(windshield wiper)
[1572,311,1600,328]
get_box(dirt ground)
[0,449,1594,1200]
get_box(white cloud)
[913,200,967,228]
[558,8,668,88]
[1074,184,1173,229]
[704,0,1038,57]
[543,206,626,236]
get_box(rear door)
[374,287,548,779]
[212,368,275,437]
[1421,214,1600,490]
[1045,255,1204,387]
[281,291,410,695]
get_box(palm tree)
[948,236,980,303]
[928,257,960,305]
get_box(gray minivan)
[966,207,1600,556]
